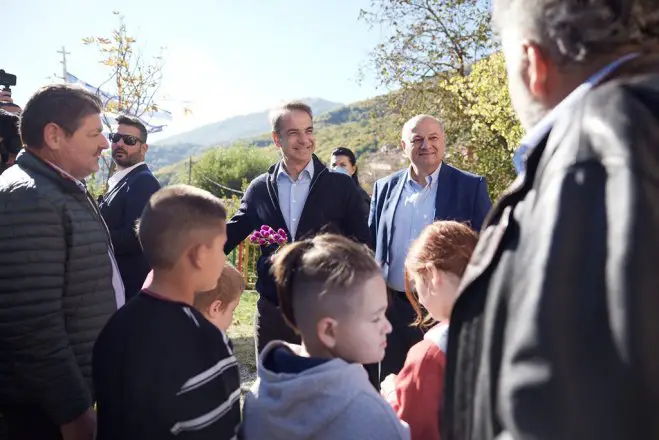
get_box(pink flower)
[277,228,286,236]
[272,234,281,242]
[277,237,286,244]
[257,238,266,245]
[249,235,257,243]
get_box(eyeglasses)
[109,133,144,146]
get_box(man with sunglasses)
[99,115,161,301]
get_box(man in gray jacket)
[0,84,122,440]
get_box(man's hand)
[60,407,97,440]
[0,91,21,114]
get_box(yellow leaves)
[441,52,522,151]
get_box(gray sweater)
[242,341,410,440]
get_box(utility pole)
[56,46,70,82]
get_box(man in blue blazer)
[99,115,161,301]
[369,114,492,385]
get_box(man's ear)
[43,123,64,151]
[523,41,549,100]
[399,139,407,154]
[316,317,338,349]
[272,131,282,149]
[141,143,149,156]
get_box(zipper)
[307,167,327,195]
[83,190,115,252]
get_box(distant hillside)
[148,98,343,171]
[155,95,404,189]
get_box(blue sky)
[4,0,388,141]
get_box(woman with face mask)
[329,147,371,219]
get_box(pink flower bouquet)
[249,225,288,249]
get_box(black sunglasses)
[109,133,144,146]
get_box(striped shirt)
[93,290,241,439]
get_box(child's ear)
[208,299,225,318]
[187,243,205,270]
[317,317,338,349]
[428,267,443,295]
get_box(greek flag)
[65,72,172,134]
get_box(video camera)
[0,69,21,172]
[0,70,17,92]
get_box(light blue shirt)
[277,159,314,240]
[513,52,640,174]
[387,164,441,292]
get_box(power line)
[202,177,244,195]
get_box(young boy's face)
[330,274,392,365]
[205,298,240,332]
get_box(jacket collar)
[107,162,148,191]
[513,51,643,175]
[264,154,328,240]
[268,154,327,189]
[381,163,453,260]
[16,149,87,194]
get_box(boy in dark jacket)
[93,185,241,440]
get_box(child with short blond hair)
[194,262,245,332]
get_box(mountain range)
[148,98,344,171]
[151,93,406,192]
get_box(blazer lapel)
[383,171,408,256]
[433,163,452,221]
[101,163,149,203]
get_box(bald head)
[400,114,445,178]
[401,114,444,141]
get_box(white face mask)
[332,166,351,176]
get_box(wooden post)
[243,242,250,281]
[237,242,244,273]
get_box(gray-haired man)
[444,1,659,439]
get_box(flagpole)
[57,46,70,82]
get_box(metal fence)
[227,241,259,289]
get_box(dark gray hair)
[20,84,102,149]
[270,101,313,135]
[116,114,148,143]
[493,0,659,64]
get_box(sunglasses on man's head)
[109,133,144,146]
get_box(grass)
[227,290,258,390]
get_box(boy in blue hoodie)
[242,234,410,440]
